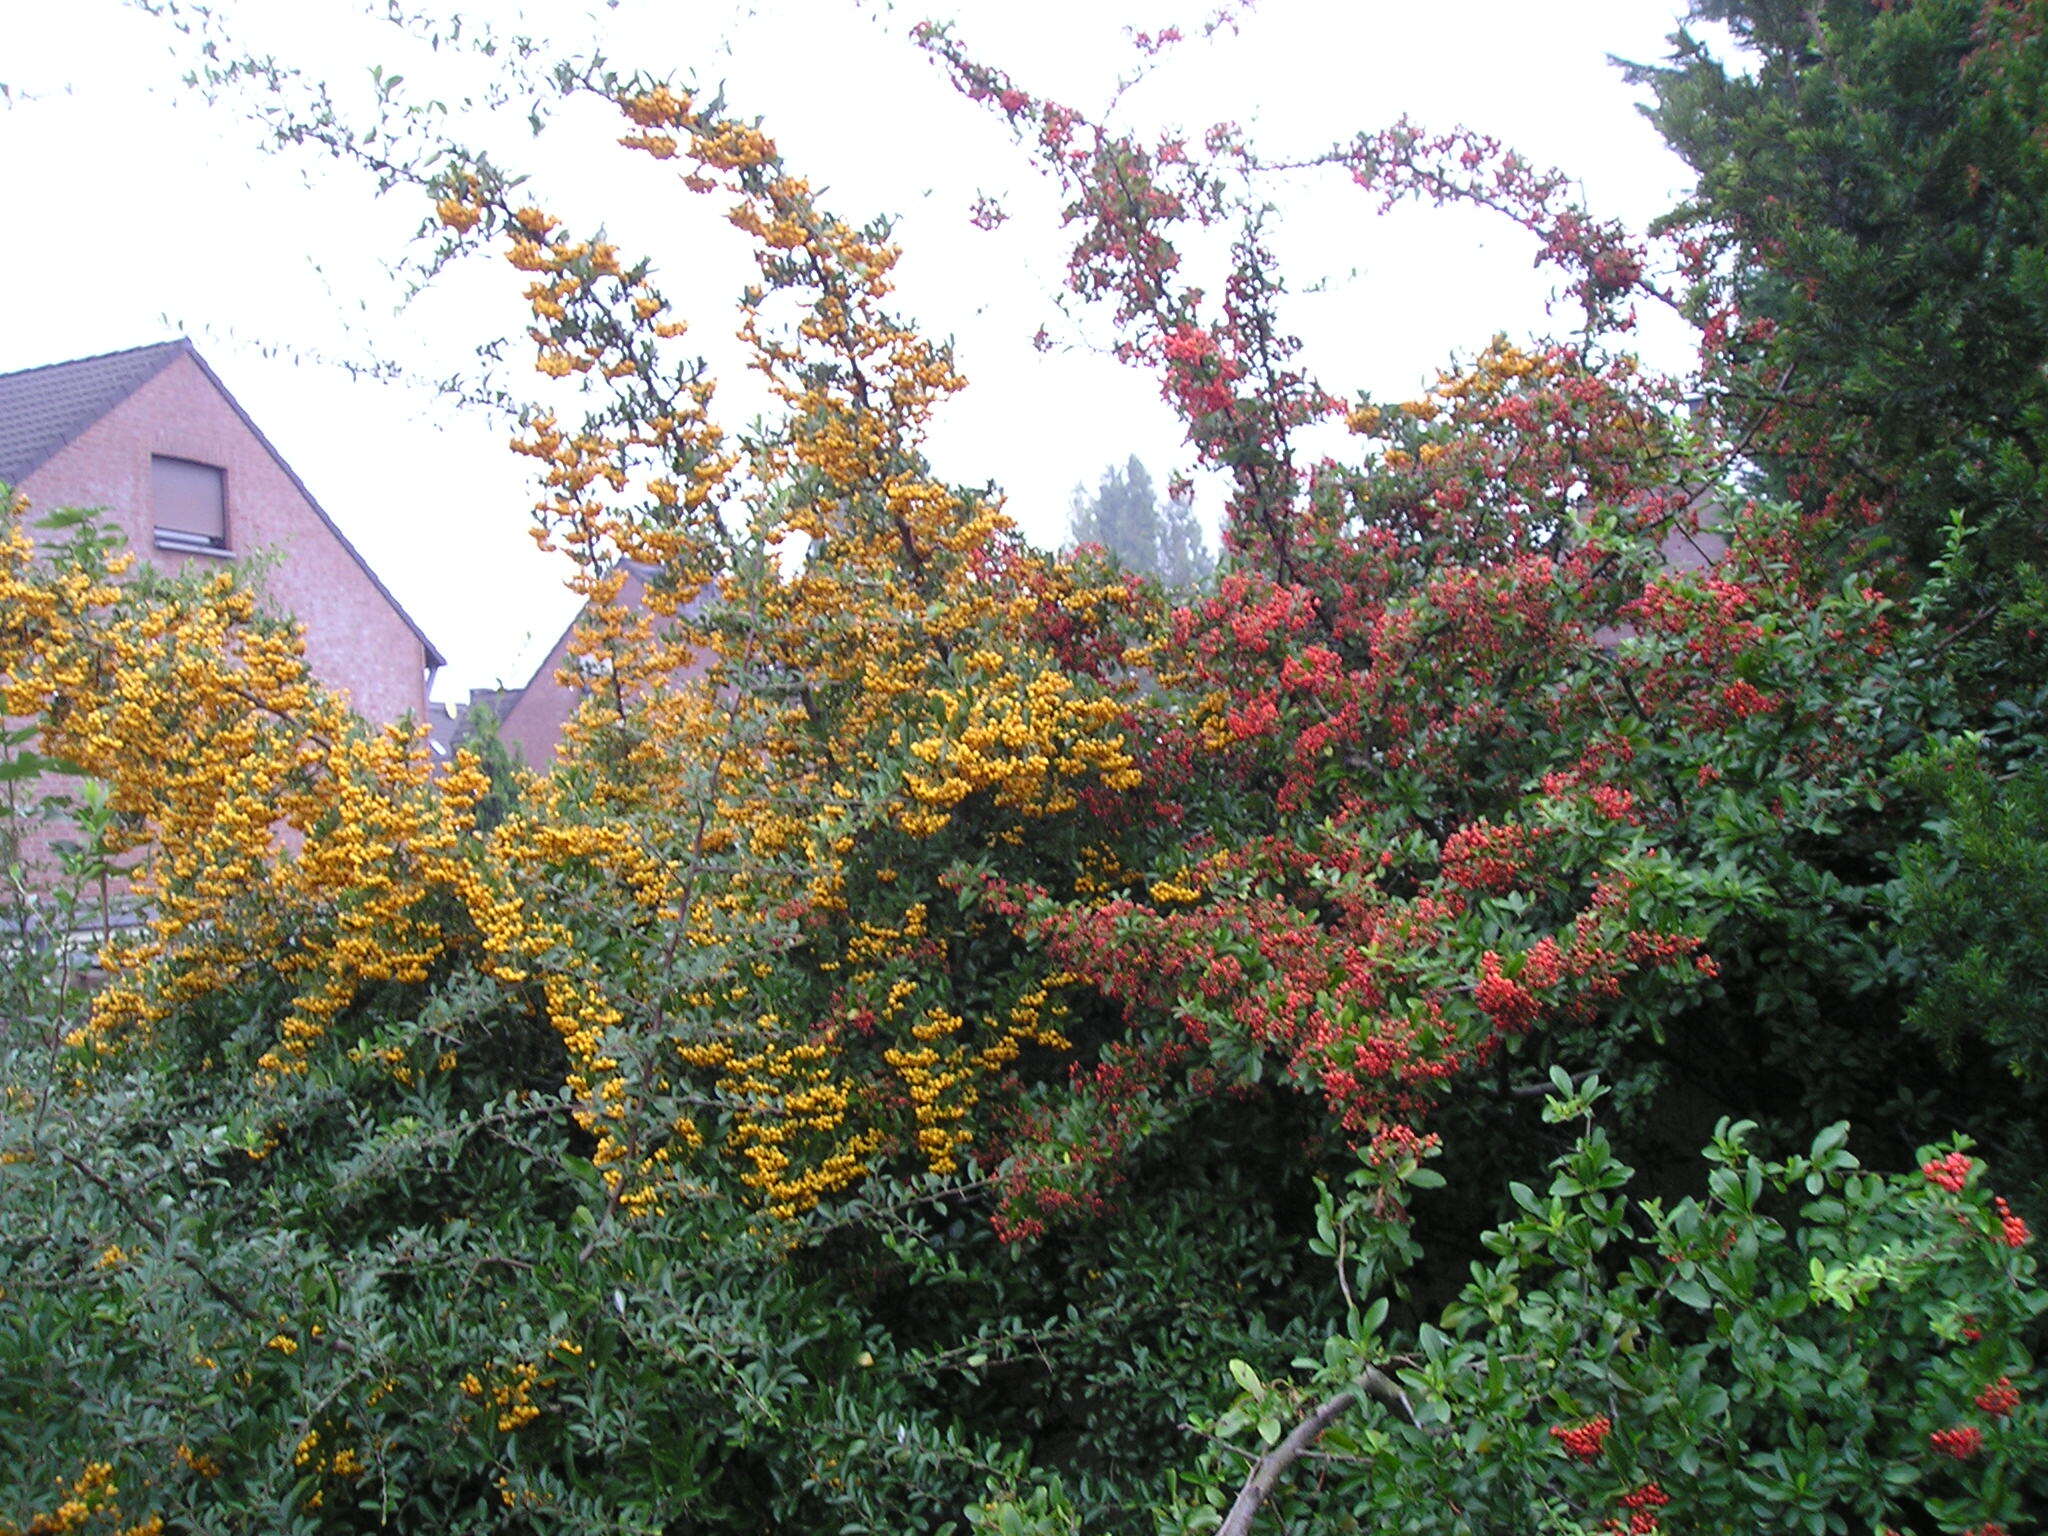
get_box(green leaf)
[1669,1278,1711,1310]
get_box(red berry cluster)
[1929,1424,1984,1460]
[1439,818,1548,893]
[1975,1377,2020,1417]
[1923,1151,1975,1192]
[1549,1414,1612,1461]
[1717,678,1778,719]
[1993,1196,2032,1248]
[1607,1480,1670,1531]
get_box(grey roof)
[0,339,444,671]
[427,687,525,756]
[0,340,186,486]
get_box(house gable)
[496,568,648,768]
[496,567,714,767]
[4,340,442,726]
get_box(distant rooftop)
[0,340,187,486]
[427,687,525,757]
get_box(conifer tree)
[1066,454,1212,586]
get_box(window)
[151,456,227,552]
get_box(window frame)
[150,454,230,554]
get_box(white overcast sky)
[2,0,1709,700]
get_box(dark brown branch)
[1217,1388,1358,1536]
[1217,1366,1417,1536]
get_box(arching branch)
[1217,1365,1417,1536]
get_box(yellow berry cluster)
[460,1358,545,1434]
[2,1461,162,1536]
[3,62,1175,1242]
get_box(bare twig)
[1216,1366,1419,1536]
[1335,1220,1355,1317]
[1216,1388,1359,1536]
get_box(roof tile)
[0,340,188,486]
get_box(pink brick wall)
[18,353,429,724]
[497,568,712,767]
[497,613,586,770]
[6,352,433,907]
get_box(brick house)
[0,340,443,912]
[0,339,442,723]
[493,565,713,767]
[495,564,643,767]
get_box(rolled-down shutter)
[152,456,226,550]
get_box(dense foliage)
[1636,0,2048,592]
[2,3,2045,1532]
